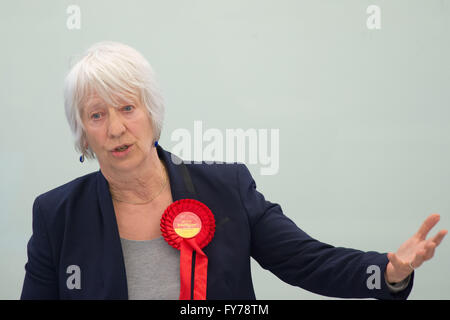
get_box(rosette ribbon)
[160,199,215,300]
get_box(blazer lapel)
[157,144,198,201]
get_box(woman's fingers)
[388,215,447,276]
[430,229,448,247]
[415,214,440,240]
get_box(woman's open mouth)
[111,144,133,157]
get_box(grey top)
[120,236,180,300]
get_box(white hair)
[64,41,165,160]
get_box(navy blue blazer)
[21,145,414,299]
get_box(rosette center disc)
[173,211,202,238]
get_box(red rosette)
[160,199,215,300]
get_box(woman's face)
[81,94,155,172]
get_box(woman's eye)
[123,105,134,112]
[91,113,102,120]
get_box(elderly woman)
[21,41,446,300]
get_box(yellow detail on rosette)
[173,211,202,239]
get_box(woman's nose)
[107,109,126,138]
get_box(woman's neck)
[102,149,168,204]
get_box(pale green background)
[1,0,449,299]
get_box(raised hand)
[385,213,447,283]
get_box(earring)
[80,144,88,163]
[154,140,158,147]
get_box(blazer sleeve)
[237,164,414,300]
[21,196,59,299]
